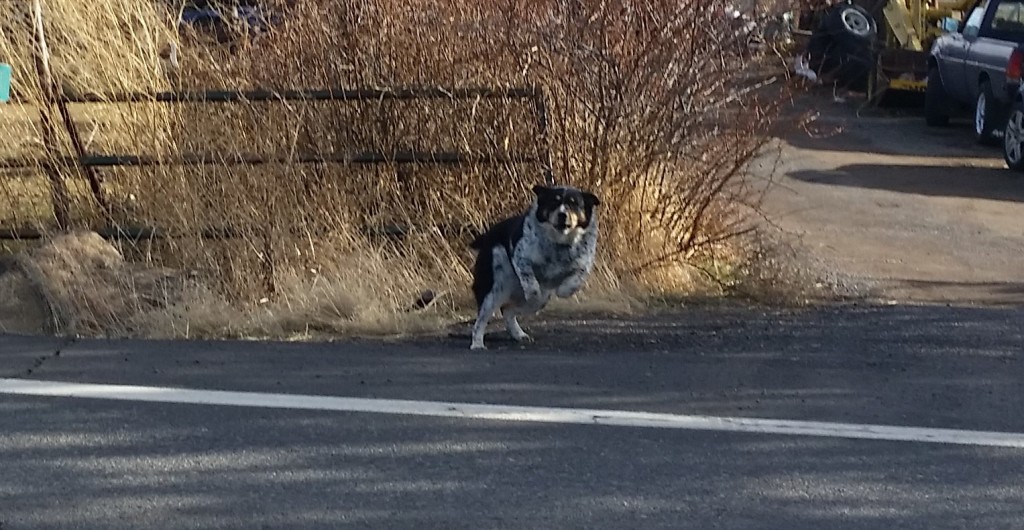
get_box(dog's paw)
[555,285,578,298]
[470,341,487,351]
[510,330,533,343]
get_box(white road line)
[2,377,1023,448]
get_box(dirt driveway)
[759,93,1024,306]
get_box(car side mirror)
[941,17,960,34]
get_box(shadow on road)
[3,300,1024,529]
[3,302,1024,527]
[1,393,1021,529]
[787,121,994,157]
[880,279,1024,305]
[787,164,1024,202]
[779,94,998,159]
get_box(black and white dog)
[468,184,600,350]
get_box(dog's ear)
[583,191,600,208]
[532,184,551,197]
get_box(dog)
[468,184,600,350]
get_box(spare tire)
[824,3,878,48]
[804,2,877,92]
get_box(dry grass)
[0,0,797,339]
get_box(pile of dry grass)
[0,0,794,338]
[3,231,217,337]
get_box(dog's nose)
[556,212,568,225]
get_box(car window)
[963,4,987,38]
[990,0,1024,33]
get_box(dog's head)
[532,184,600,241]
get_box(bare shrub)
[512,2,780,286]
[0,0,793,338]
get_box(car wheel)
[925,66,950,127]
[825,3,878,48]
[806,5,876,92]
[975,80,1002,146]
[1003,101,1024,172]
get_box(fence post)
[261,187,277,296]
[56,100,110,219]
[531,86,557,186]
[32,0,71,230]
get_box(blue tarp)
[0,63,11,103]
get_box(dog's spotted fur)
[468,184,600,350]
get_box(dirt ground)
[755,90,1024,307]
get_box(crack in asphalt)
[13,337,76,378]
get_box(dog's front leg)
[502,306,533,343]
[555,268,587,299]
[512,254,543,305]
[556,252,596,298]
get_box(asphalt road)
[2,302,1023,530]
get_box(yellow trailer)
[797,1,975,102]
[870,0,974,100]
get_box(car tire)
[806,5,876,93]
[975,80,1002,146]
[1003,100,1024,172]
[925,66,950,126]
[824,3,878,48]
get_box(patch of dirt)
[756,90,1024,306]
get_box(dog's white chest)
[520,232,594,287]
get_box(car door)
[969,0,1024,103]
[946,2,989,101]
